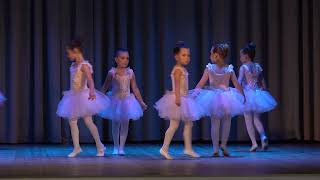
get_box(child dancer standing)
[238,42,277,152]
[100,48,147,156]
[57,40,110,157]
[195,43,245,157]
[155,42,204,160]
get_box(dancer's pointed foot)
[68,148,82,158]
[160,148,173,160]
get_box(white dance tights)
[112,120,130,151]
[244,112,266,146]
[161,120,194,152]
[211,116,231,152]
[69,116,104,151]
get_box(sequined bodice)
[170,66,189,96]
[241,63,263,89]
[110,68,133,98]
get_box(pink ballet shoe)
[250,144,258,152]
[262,137,269,151]
[96,146,106,157]
[220,147,230,157]
[119,149,126,156]
[68,148,82,158]
[213,151,220,157]
[112,148,119,155]
[184,150,200,158]
[160,148,173,160]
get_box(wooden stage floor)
[0,143,320,178]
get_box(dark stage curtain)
[0,0,319,143]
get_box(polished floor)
[0,143,319,177]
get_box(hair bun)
[221,43,230,49]
[241,42,256,60]
[248,42,256,49]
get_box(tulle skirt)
[56,89,110,119]
[195,87,245,118]
[99,92,143,122]
[154,91,205,121]
[244,88,277,113]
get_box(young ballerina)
[238,42,277,152]
[100,48,147,156]
[155,41,204,160]
[56,40,110,157]
[194,43,245,157]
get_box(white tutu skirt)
[99,92,143,122]
[195,88,245,118]
[0,92,6,103]
[154,91,205,121]
[244,88,277,113]
[56,89,110,119]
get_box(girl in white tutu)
[100,48,147,156]
[155,41,204,160]
[56,40,110,157]
[195,43,245,157]
[238,42,277,152]
[0,91,6,105]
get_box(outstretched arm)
[195,70,209,89]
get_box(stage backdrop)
[0,0,319,143]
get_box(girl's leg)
[119,120,130,155]
[83,116,105,156]
[244,112,258,151]
[112,121,121,154]
[211,117,221,156]
[253,112,268,150]
[183,121,200,158]
[160,119,180,160]
[220,115,231,156]
[68,118,82,157]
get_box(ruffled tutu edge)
[56,89,110,119]
[154,91,205,121]
[99,92,144,122]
